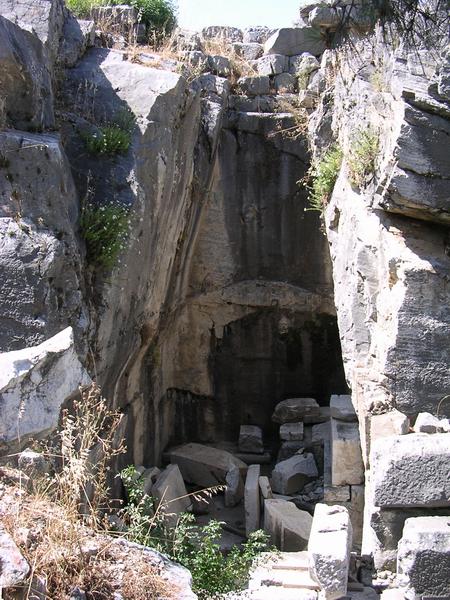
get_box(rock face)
[0,327,91,448]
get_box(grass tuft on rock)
[307,145,343,212]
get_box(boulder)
[202,26,242,43]
[397,517,450,599]
[168,443,247,487]
[243,26,274,44]
[152,464,191,526]
[272,398,321,424]
[413,412,449,433]
[237,76,270,96]
[264,498,312,551]
[182,50,209,71]
[370,410,410,442]
[59,15,96,67]
[239,425,264,454]
[0,528,29,587]
[90,5,138,28]
[232,42,263,61]
[208,54,231,77]
[280,422,304,441]
[264,27,326,57]
[308,5,342,29]
[225,465,244,507]
[331,419,364,486]
[18,449,50,477]
[273,73,297,93]
[0,16,54,130]
[0,327,91,448]
[371,434,450,508]
[271,453,318,495]
[308,504,352,600]
[329,395,357,422]
[244,464,261,536]
[256,54,287,76]
[289,52,319,76]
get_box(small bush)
[307,145,343,211]
[80,200,130,270]
[84,125,132,155]
[130,0,177,35]
[347,128,379,188]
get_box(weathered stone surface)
[371,434,450,508]
[264,27,326,57]
[259,475,273,500]
[256,54,287,76]
[0,328,91,447]
[277,442,304,463]
[182,50,209,71]
[264,499,312,551]
[280,422,304,441]
[225,465,244,507]
[298,89,318,108]
[311,421,330,444]
[18,449,50,477]
[237,75,270,96]
[308,5,342,29]
[0,528,30,587]
[0,16,54,130]
[289,52,319,76]
[202,25,242,43]
[370,410,410,443]
[397,517,450,599]
[273,73,297,93]
[330,395,357,422]
[245,464,261,535]
[152,464,191,526]
[413,412,449,434]
[59,15,95,67]
[208,54,231,77]
[232,42,263,61]
[243,26,274,44]
[331,419,364,486]
[90,5,138,27]
[142,467,161,496]
[239,425,264,454]
[272,398,320,424]
[308,504,352,600]
[271,453,318,495]
[169,443,247,487]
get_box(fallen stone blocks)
[245,464,261,535]
[272,398,321,424]
[308,504,352,600]
[331,418,364,486]
[264,499,312,551]
[239,425,264,454]
[225,465,244,507]
[370,409,410,442]
[152,464,191,527]
[271,453,318,495]
[397,516,450,599]
[168,443,247,487]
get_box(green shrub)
[307,145,343,212]
[119,466,271,599]
[83,125,132,155]
[130,0,176,34]
[347,129,379,188]
[80,201,130,270]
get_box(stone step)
[250,567,320,590]
[270,550,310,571]
[249,588,318,600]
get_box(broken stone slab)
[264,26,326,57]
[274,73,297,93]
[397,516,450,599]
[331,419,364,486]
[413,412,449,433]
[169,443,247,487]
[264,499,312,551]
[330,395,357,422]
[239,425,264,454]
[245,464,261,536]
[237,76,270,96]
[0,327,91,448]
[272,398,321,424]
[152,464,191,526]
[370,410,410,443]
[271,453,318,495]
[142,466,161,496]
[256,54,287,76]
[225,465,244,507]
[259,475,273,500]
[280,422,304,441]
[371,434,450,508]
[308,504,352,600]
[0,528,30,587]
[277,441,304,463]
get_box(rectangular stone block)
[280,422,304,441]
[264,498,312,551]
[245,464,261,536]
[370,410,410,443]
[330,395,357,422]
[331,419,364,486]
[371,434,450,508]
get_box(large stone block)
[397,517,450,599]
[271,453,318,495]
[0,16,54,130]
[0,327,91,448]
[264,499,312,551]
[202,25,242,43]
[308,504,352,600]
[264,27,326,57]
[272,398,320,424]
[169,443,247,487]
[256,54,287,76]
[245,464,261,536]
[152,464,191,526]
[371,434,450,508]
[370,410,410,443]
[330,395,357,422]
[331,419,364,486]
[237,76,270,96]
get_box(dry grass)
[270,97,309,140]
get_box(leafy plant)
[130,0,177,35]
[347,128,379,188]
[307,145,343,212]
[83,125,132,155]
[119,466,271,599]
[80,200,130,270]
